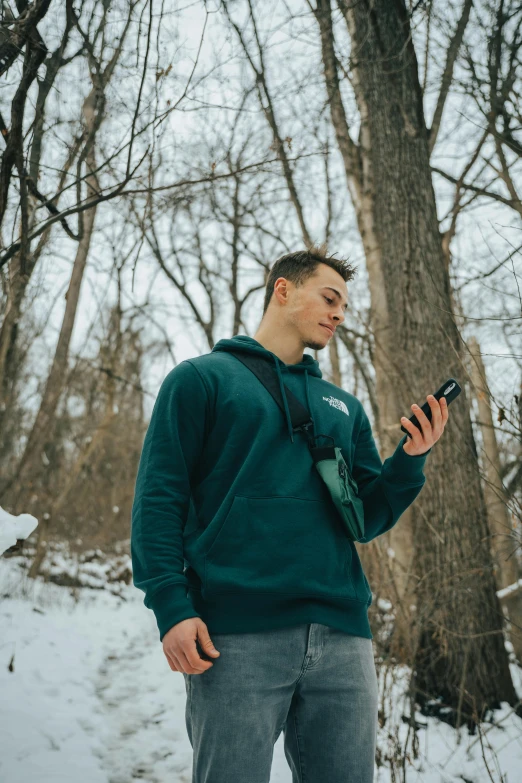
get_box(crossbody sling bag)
[229,350,365,542]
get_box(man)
[131,247,448,782]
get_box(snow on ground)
[0,506,38,556]
[1,552,522,783]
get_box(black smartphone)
[401,378,461,438]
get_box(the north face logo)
[322,395,349,416]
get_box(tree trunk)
[335,0,518,724]
[27,306,122,579]
[315,0,417,660]
[328,331,341,386]
[468,335,522,663]
[9,154,98,511]
[0,195,41,473]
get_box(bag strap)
[228,350,336,462]
[227,350,312,433]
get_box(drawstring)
[274,357,295,443]
[273,360,316,445]
[304,370,317,442]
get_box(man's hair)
[262,244,357,316]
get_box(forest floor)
[1,548,522,783]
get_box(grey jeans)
[182,622,378,782]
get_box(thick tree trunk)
[315,0,417,660]
[335,0,518,724]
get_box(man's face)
[277,264,348,351]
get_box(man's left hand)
[401,395,449,456]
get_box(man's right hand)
[162,617,221,674]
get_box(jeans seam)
[186,674,192,737]
[292,707,305,782]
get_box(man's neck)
[252,325,304,365]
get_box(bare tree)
[0,0,53,78]
[5,0,136,509]
[0,0,78,458]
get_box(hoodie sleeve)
[131,360,208,641]
[351,406,431,544]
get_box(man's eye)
[324,296,333,304]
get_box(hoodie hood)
[211,334,322,443]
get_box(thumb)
[197,622,220,656]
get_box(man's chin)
[303,338,327,352]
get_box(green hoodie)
[131,335,431,641]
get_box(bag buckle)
[293,419,316,446]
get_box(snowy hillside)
[1,547,521,783]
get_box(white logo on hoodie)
[322,396,349,416]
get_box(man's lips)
[320,324,334,335]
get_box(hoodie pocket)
[203,495,362,602]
